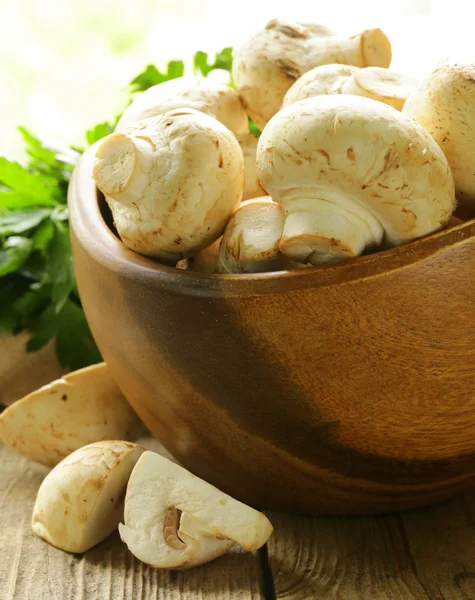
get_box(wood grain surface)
[266,491,475,600]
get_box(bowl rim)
[68,145,475,297]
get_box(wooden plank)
[266,489,475,600]
[0,442,265,600]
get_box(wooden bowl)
[69,147,475,515]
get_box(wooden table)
[2,437,475,600]
[1,337,475,599]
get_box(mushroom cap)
[233,19,391,129]
[403,62,475,209]
[32,441,144,553]
[218,197,288,273]
[341,67,418,111]
[119,451,273,569]
[284,65,416,112]
[283,64,360,106]
[0,363,139,467]
[235,132,267,201]
[116,76,248,135]
[257,94,455,264]
[94,109,244,263]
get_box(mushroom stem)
[93,133,154,204]
[280,209,367,265]
[217,198,287,273]
[311,29,391,70]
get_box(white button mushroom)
[116,76,248,135]
[32,441,144,553]
[340,67,418,111]
[93,109,244,264]
[283,64,360,106]
[118,451,273,569]
[257,95,456,265]
[233,18,392,129]
[235,132,266,201]
[0,363,140,467]
[284,65,418,111]
[116,77,261,204]
[403,62,475,210]
[217,197,292,273]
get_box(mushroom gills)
[278,190,385,264]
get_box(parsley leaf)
[0,159,58,208]
[85,121,115,145]
[0,237,33,277]
[0,207,52,235]
[248,117,262,138]
[193,47,233,76]
[55,300,102,370]
[129,60,185,93]
[46,218,75,313]
[0,127,101,370]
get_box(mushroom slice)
[0,363,139,467]
[218,198,288,273]
[119,451,273,569]
[235,132,267,202]
[257,95,456,265]
[116,76,248,135]
[341,67,418,110]
[93,109,244,264]
[32,441,144,553]
[403,62,475,210]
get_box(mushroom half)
[32,441,144,553]
[119,451,273,569]
[0,363,139,467]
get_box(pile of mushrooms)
[91,18,472,274]
[1,363,273,566]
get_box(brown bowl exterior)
[69,147,475,515]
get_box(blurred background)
[0,0,472,160]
